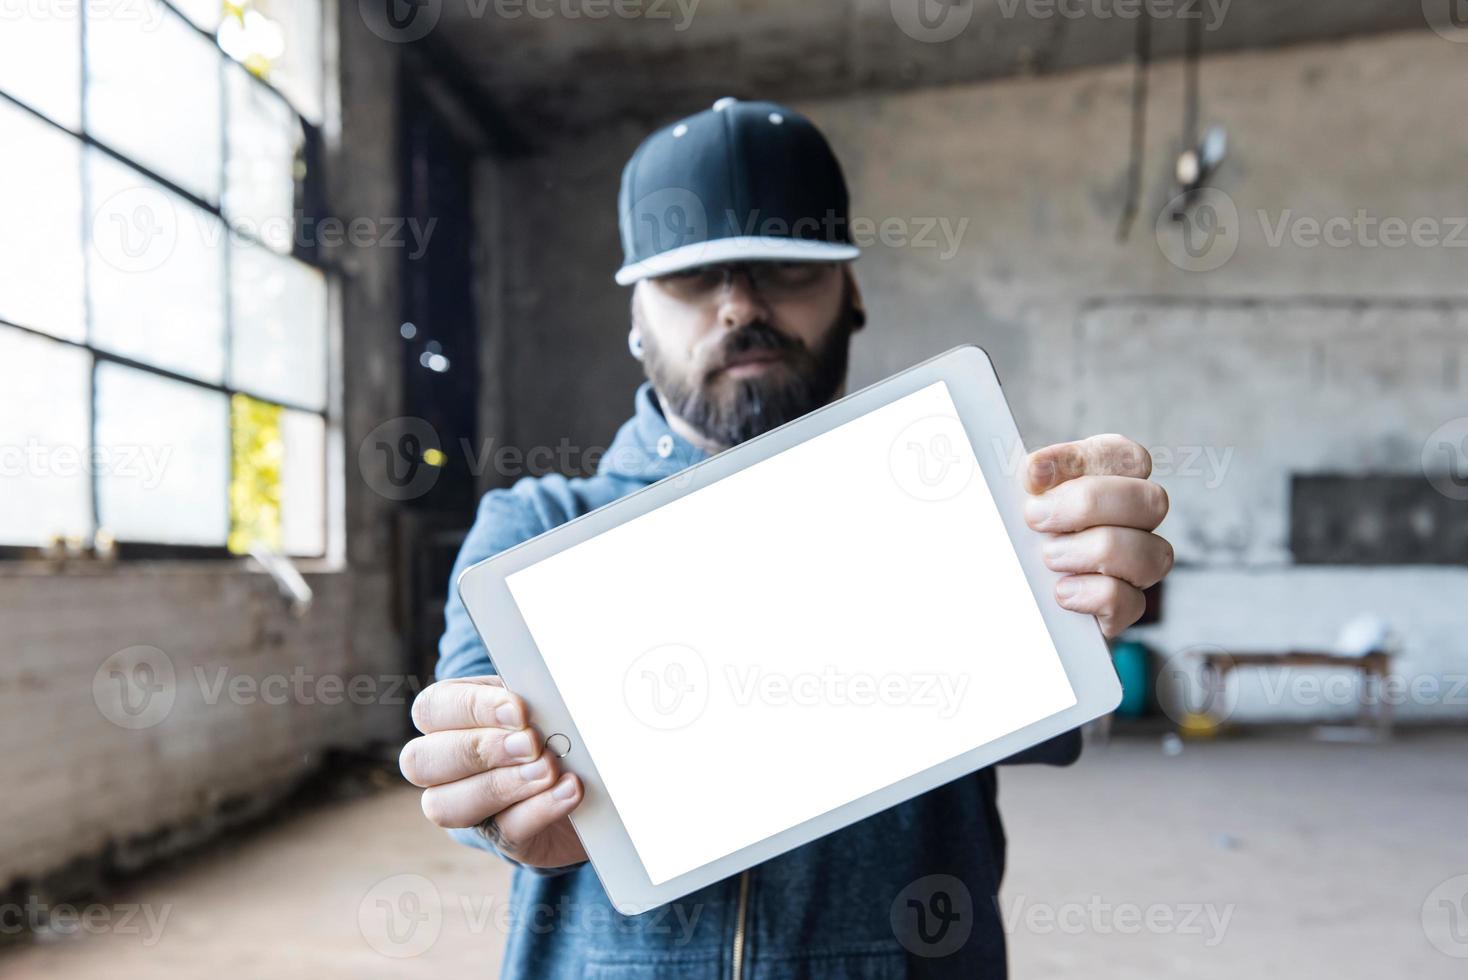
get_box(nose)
[715,267,770,331]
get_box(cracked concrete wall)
[488,29,1468,721]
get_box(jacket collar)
[598,382,709,484]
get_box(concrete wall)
[0,10,411,887]
[485,29,1468,721]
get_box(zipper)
[730,869,751,980]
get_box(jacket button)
[656,434,674,459]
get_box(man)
[401,98,1173,977]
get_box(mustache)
[706,322,805,376]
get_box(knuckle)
[1096,575,1127,607]
[468,730,501,772]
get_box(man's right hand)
[401,676,588,869]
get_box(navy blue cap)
[615,97,860,285]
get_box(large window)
[0,0,329,558]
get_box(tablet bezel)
[457,345,1121,914]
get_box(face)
[633,261,861,448]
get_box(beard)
[639,293,856,448]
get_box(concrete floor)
[2,731,1464,978]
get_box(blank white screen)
[505,380,1076,885]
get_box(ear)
[845,266,867,332]
[628,287,645,361]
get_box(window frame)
[0,0,333,562]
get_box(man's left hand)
[1023,434,1174,638]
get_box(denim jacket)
[437,383,1081,979]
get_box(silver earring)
[628,332,644,360]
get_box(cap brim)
[615,237,860,285]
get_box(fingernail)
[1041,537,1066,562]
[504,730,534,760]
[1056,578,1081,601]
[496,702,523,727]
[552,775,577,801]
[1025,496,1052,528]
[518,758,548,782]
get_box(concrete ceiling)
[419,0,1429,144]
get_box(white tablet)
[457,345,1120,914]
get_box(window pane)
[230,240,327,409]
[223,61,304,249]
[173,0,224,32]
[0,99,86,341]
[85,0,223,203]
[280,409,325,556]
[227,397,323,556]
[0,14,81,129]
[228,393,282,554]
[86,151,228,382]
[96,364,229,545]
[217,0,322,123]
[0,327,92,546]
